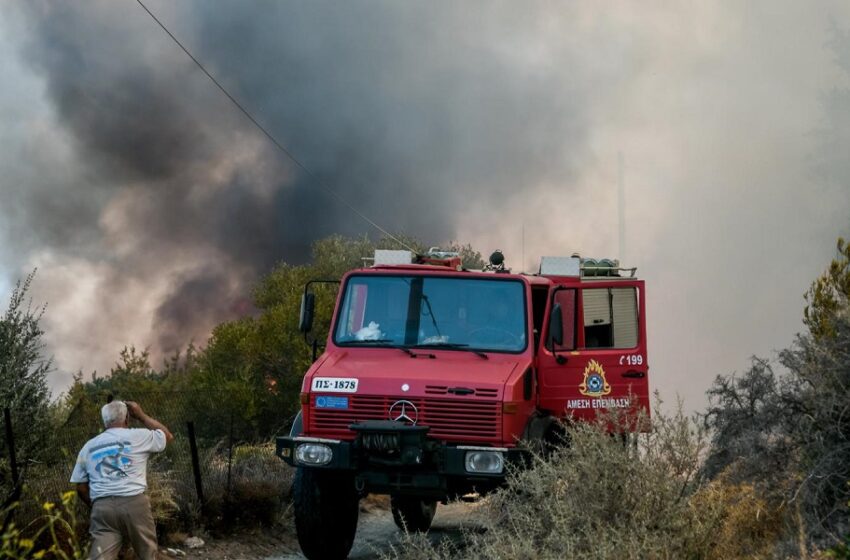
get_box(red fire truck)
[277,249,649,559]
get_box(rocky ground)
[158,500,480,560]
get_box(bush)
[689,475,784,559]
[1,491,86,559]
[385,403,783,560]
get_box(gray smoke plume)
[1,2,850,411]
[1,1,600,382]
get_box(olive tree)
[0,271,53,462]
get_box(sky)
[1,1,849,413]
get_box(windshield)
[333,275,527,353]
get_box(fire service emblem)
[579,359,612,397]
[388,400,418,424]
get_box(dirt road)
[267,501,481,560]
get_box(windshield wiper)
[343,339,420,357]
[413,342,489,360]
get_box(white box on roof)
[539,256,581,276]
[374,250,414,265]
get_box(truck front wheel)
[293,467,359,559]
[390,495,437,532]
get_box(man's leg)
[122,494,159,560]
[88,498,123,560]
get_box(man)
[71,400,174,560]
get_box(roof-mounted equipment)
[580,257,636,278]
[373,250,414,265]
[539,256,581,276]
[415,248,462,270]
[484,250,509,273]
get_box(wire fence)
[0,390,295,534]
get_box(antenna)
[618,152,625,263]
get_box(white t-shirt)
[70,427,167,501]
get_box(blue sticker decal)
[315,396,349,409]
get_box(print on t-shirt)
[90,440,133,478]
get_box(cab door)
[537,280,649,426]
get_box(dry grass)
[189,443,293,531]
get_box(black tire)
[293,467,359,560]
[390,495,437,533]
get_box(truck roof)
[355,265,640,285]
[363,250,640,283]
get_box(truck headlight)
[465,450,504,474]
[295,443,333,465]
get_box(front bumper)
[276,420,528,498]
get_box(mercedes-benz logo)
[388,400,418,425]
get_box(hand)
[126,401,144,420]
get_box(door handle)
[622,370,645,379]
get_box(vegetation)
[0,271,54,462]
[4,233,849,557]
[1,491,85,559]
[704,238,850,551]
[804,237,850,341]
[384,404,785,560]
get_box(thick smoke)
[1,2,850,411]
[1,1,603,381]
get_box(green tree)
[0,271,53,461]
[804,236,850,340]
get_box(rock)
[183,536,205,549]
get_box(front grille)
[309,395,501,443]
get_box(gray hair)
[101,401,128,428]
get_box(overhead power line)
[133,0,417,254]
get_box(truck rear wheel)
[390,495,437,532]
[293,467,359,560]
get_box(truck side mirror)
[299,293,315,333]
[547,303,563,349]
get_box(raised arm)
[126,401,174,444]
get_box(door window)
[581,287,638,348]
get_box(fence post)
[224,412,234,523]
[187,421,205,515]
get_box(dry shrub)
[385,402,786,560]
[151,442,293,534]
[147,470,181,534]
[471,406,708,560]
[689,475,784,559]
[198,443,293,530]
